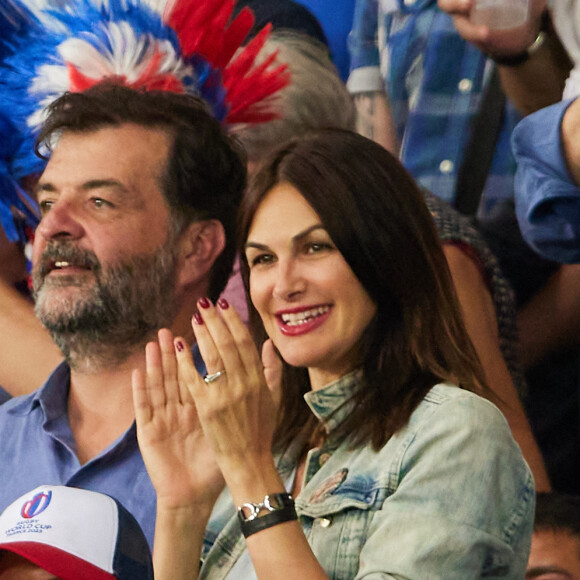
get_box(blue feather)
[0,0,185,180]
[0,112,39,245]
[0,0,234,186]
[0,0,34,61]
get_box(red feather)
[67,51,185,94]
[214,6,255,69]
[68,62,100,92]
[133,50,185,92]
[165,0,290,125]
[224,24,271,88]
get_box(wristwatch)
[237,493,298,538]
[237,493,295,522]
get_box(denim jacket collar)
[303,370,360,434]
[276,371,360,480]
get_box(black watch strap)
[240,503,298,538]
[237,492,295,522]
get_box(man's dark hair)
[36,82,246,300]
[535,492,580,537]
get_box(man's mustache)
[35,243,100,280]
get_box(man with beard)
[0,84,246,548]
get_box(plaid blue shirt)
[347,0,521,214]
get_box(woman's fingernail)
[217,297,229,310]
[175,340,185,352]
[193,312,204,325]
[198,297,211,309]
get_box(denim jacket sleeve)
[348,387,534,578]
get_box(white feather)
[19,0,70,31]
[59,39,115,78]
[26,28,193,130]
[29,63,70,99]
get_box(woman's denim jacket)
[202,376,535,579]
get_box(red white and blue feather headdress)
[0,0,289,249]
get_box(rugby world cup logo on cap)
[21,490,52,519]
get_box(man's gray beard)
[32,241,179,372]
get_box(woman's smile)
[276,304,332,335]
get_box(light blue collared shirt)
[0,347,207,550]
[0,362,157,547]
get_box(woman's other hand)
[132,328,224,511]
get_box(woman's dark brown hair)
[239,129,487,451]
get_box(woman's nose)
[272,259,306,300]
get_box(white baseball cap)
[0,486,153,580]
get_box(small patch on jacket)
[309,468,349,504]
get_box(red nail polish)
[217,297,229,310]
[198,297,211,309]
[193,312,204,325]
[175,340,185,352]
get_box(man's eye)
[92,198,111,208]
[39,200,55,215]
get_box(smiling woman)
[134,129,535,579]
[239,129,497,451]
[245,183,377,389]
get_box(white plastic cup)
[470,0,529,29]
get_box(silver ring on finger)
[204,369,226,384]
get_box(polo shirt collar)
[7,361,70,419]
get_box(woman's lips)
[276,305,331,336]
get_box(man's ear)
[176,219,226,288]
